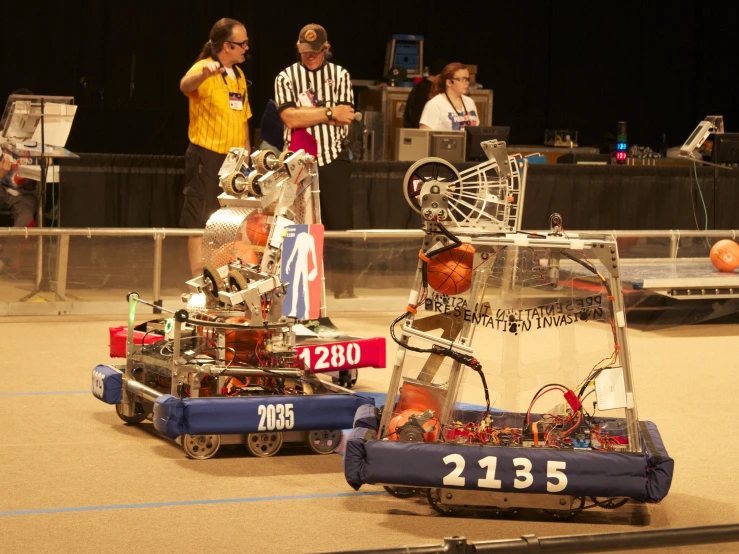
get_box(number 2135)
[442,454,567,493]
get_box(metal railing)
[1,227,737,307]
[325,524,739,553]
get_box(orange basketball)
[216,241,259,266]
[246,211,271,247]
[224,316,267,363]
[710,239,739,272]
[426,244,475,295]
[396,380,444,415]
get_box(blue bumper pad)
[91,365,122,405]
[344,410,673,502]
[153,393,375,439]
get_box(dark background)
[1,1,737,156]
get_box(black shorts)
[179,143,227,229]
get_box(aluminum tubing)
[125,378,164,403]
[220,368,304,378]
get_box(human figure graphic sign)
[281,224,324,319]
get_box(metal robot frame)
[343,140,673,518]
[93,148,375,459]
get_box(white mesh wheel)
[182,434,221,460]
[404,155,519,231]
[306,430,342,454]
[245,432,283,457]
[403,157,461,215]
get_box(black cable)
[559,249,613,298]
[417,220,464,289]
[578,367,607,399]
[389,312,430,354]
[389,312,490,412]
[560,249,597,275]
[526,383,571,427]
[579,389,598,424]
[530,382,570,403]
[515,230,546,238]
[434,220,462,254]
[580,389,596,404]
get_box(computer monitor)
[384,34,424,79]
[711,133,739,164]
[465,126,511,161]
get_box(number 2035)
[443,454,568,493]
[257,403,294,431]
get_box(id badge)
[229,92,244,111]
[298,89,317,107]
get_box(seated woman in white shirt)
[419,63,479,131]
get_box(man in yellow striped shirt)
[179,18,252,277]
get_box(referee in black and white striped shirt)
[275,23,356,298]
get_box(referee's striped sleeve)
[275,72,296,112]
[336,68,354,106]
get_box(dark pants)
[0,187,36,228]
[179,143,227,229]
[0,187,36,268]
[318,158,355,296]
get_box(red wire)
[472,247,501,271]
[530,248,548,283]
[526,387,567,425]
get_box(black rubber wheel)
[202,262,224,300]
[115,402,149,424]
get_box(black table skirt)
[58,155,736,230]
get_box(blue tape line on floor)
[0,491,387,517]
[0,390,89,397]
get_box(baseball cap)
[297,24,328,53]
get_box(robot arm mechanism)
[186,148,318,325]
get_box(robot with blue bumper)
[93,148,380,459]
[344,141,673,519]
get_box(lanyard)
[445,92,467,115]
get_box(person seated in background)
[258,99,285,155]
[403,58,448,129]
[419,62,479,131]
[0,151,37,274]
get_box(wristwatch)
[325,107,333,121]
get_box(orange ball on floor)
[710,239,739,272]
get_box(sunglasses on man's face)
[229,39,249,49]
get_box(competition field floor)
[1,312,738,553]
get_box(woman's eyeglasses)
[452,77,470,82]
